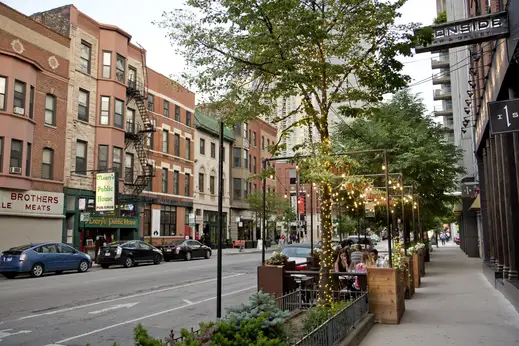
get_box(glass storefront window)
[160,205,176,236]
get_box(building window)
[75,140,87,175]
[243,180,248,199]
[0,77,7,111]
[112,147,122,177]
[100,96,110,125]
[44,94,56,126]
[42,148,53,179]
[10,139,23,170]
[126,108,136,133]
[199,173,205,193]
[262,136,265,150]
[233,178,241,199]
[186,138,191,160]
[243,123,248,138]
[80,40,91,74]
[248,154,251,172]
[0,137,3,172]
[173,170,179,195]
[102,51,112,78]
[146,132,154,150]
[98,145,108,171]
[115,54,125,83]
[160,205,176,236]
[114,99,124,128]
[148,94,154,112]
[253,132,257,147]
[175,105,181,122]
[267,139,270,149]
[144,164,153,191]
[210,175,215,194]
[29,86,34,119]
[244,149,248,170]
[211,142,216,158]
[78,89,89,122]
[125,153,134,183]
[234,123,241,137]
[162,130,169,153]
[14,80,26,109]
[25,143,31,176]
[174,134,180,156]
[185,173,190,196]
[186,111,191,127]
[200,138,205,155]
[128,66,137,86]
[253,156,257,174]
[233,147,241,167]
[162,168,168,193]
[143,205,151,236]
[164,100,169,117]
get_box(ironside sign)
[488,98,519,135]
[415,11,509,53]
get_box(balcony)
[431,56,450,69]
[433,89,452,101]
[432,72,451,85]
[433,105,453,117]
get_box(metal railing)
[294,293,369,346]
[168,327,201,345]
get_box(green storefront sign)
[83,216,139,229]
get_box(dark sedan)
[160,240,211,261]
[97,240,163,269]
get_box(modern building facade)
[0,3,69,250]
[230,119,276,241]
[193,110,234,244]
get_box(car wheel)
[184,252,192,261]
[123,256,134,268]
[153,254,162,265]
[205,250,211,259]
[2,273,17,279]
[30,263,44,278]
[78,260,89,273]
[101,264,110,269]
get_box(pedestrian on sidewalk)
[440,232,446,245]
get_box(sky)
[5,0,438,114]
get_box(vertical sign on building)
[96,172,116,211]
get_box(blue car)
[0,242,92,279]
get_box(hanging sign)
[488,98,519,135]
[415,11,509,53]
[365,202,375,218]
[96,173,116,211]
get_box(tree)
[334,91,465,235]
[247,191,293,238]
[157,0,430,305]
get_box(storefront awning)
[470,195,481,210]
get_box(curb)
[336,313,375,346]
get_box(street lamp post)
[216,120,224,319]
[384,150,393,267]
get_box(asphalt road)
[0,253,261,346]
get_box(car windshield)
[8,244,35,251]
[281,246,311,257]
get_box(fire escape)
[124,45,155,198]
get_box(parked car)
[0,242,92,279]
[97,240,163,269]
[280,243,322,269]
[160,240,212,261]
[454,235,460,245]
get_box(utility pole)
[310,183,314,253]
[216,120,224,319]
[296,165,300,242]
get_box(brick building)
[0,3,69,250]
[29,5,195,253]
[230,119,276,241]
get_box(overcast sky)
[6,0,438,114]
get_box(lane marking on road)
[88,302,139,315]
[0,329,32,342]
[17,273,245,321]
[55,285,255,344]
[182,299,194,305]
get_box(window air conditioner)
[13,107,25,115]
[9,167,22,174]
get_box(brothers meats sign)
[0,190,64,216]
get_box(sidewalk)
[212,246,274,255]
[360,244,519,346]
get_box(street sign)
[488,98,519,135]
[461,183,479,198]
[80,212,90,222]
[189,213,195,227]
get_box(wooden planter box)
[403,258,415,299]
[257,261,297,298]
[366,267,406,324]
[412,253,421,288]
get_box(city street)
[0,253,261,346]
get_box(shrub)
[134,323,167,346]
[300,300,351,335]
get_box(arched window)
[42,148,54,179]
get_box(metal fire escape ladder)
[124,43,155,197]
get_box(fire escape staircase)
[124,46,155,198]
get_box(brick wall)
[30,5,71,37]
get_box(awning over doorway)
[470,195,481,210]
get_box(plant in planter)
[266,253,289,266]
[307,248,322,269]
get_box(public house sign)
[488,98,519,135]
[415,11,509,53]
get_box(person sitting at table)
[335,247,353,272]
[350,244,363,265]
